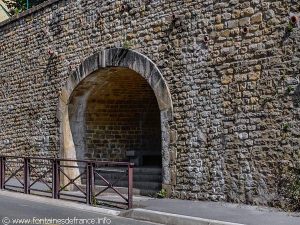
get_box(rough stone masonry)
[0,0,300,207]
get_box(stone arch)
[58,48,173,185]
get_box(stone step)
[132,167,162,175]
[80,167,162,194]
[77,184,159,196]
[92,173,162,182]
[94,167,162,175]
[91,180,162,191]
[81,167,162,181]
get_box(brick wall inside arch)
[78,68,162,163]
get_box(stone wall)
[0,0,299,207]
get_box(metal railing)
[0,156,133,209]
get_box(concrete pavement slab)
[133,198,300,225]
[121,208,245,225]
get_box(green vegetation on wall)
[3,0,45,14]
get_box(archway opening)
[68,67,162,193]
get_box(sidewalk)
[129,198,300,225]
[2,180,300,225]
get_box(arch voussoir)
[59,48,174,186]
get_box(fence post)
[90,163,95,205]
[0,157,4,190]
[128,163,134,209]
[86,162,91,205]
[52,159,57,199]
[53,159,60,199]
[24,157,30,194]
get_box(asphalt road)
[0,194,160,225]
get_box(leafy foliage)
[123,40,133,49]
[3,0,46,15]
[156,188,167,198]
[287,22,294,33]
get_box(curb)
[120,208,246,225]
[0,190,120,216]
